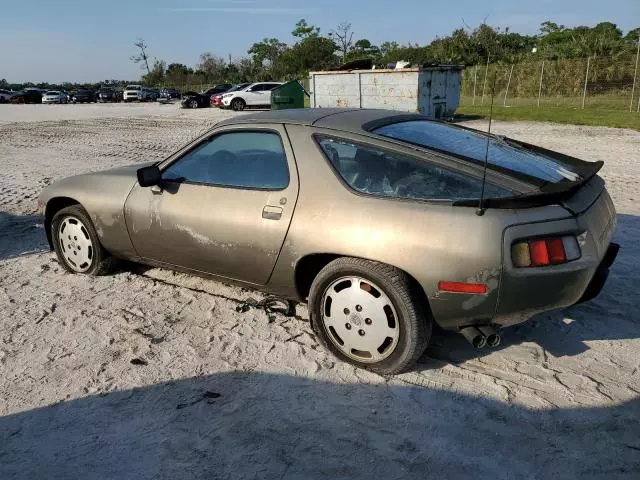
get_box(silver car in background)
[0,89,12,103]
[41,91,68,104]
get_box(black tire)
[189,99,199,109]
[309,257,431,375]
[231,98,245,111]
[51,205,114,276]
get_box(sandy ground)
[0,103,639,479]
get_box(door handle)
[262,205,283,220]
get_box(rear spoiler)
[453,161,604,210]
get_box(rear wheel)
[309,257,431,375]
[51,205,114,276]
[231,98,245,111]
[189,99,199,109]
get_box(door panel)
[124,125,299,285]
[242,86,257,105]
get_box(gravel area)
[0,103,639,479]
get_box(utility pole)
[503,64,514,107]
[630,34,640,112]
[481,54,490,105]
[537,61,545,108]
[472,65,477,106]
[582,57,591,109]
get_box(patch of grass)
[458,105,640,130]
[459,95,640,130]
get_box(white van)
[123,85,142,102]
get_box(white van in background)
[123,85,142,102]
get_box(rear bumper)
[575,242,619,304]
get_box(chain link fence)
[460,54,640,112]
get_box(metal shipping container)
[309,65,464,119]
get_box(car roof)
[216,108,426,133]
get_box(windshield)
[46,91,59,95]
[373,121,582,184]
[126,85,141,90]
[227,84,249,92]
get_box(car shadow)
[0,212,49,261]
[421,213,640,366]
[0,371,638,479]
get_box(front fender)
[40,163,152,259]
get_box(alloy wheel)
[321,276,400,363]
[58,216,94,273]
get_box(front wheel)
[309,258,431,375]
[189,99,199,109]
[51,205,114,276]
[231,98,245,111]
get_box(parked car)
[38,108,619,374]
[10,89,42,104]
[160,88,181,99]
[70,89,96,103]
[123,85,142,102]
[202,84,233,97]
[139,88,159,102]
[180,91,211,109]
[211,83,250,107]
[42,91,68,104]
[220,82,283,111]
[97,87,116,103]
[0,89,13,103]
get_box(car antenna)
[476,72,497,217]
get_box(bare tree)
[330,23,355,60]
[131,38,151,75]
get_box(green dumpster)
[271,80,306,110]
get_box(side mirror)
[137,165,161,187]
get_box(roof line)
[310,109,363,126]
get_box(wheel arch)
[293,253,432,324]
[44,197,81,249]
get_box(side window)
[250,84,265,92]
[163,132,289,190]
[316,136,513,201]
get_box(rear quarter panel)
[269,125,574,329]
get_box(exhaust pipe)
[478,325,501,348]
[460,326,487,349]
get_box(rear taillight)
[512,236,581,268]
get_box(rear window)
[316,136,513,201]
[373,121,582,184]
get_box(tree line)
[3,20,639,91]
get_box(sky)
[1,0,638,83]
